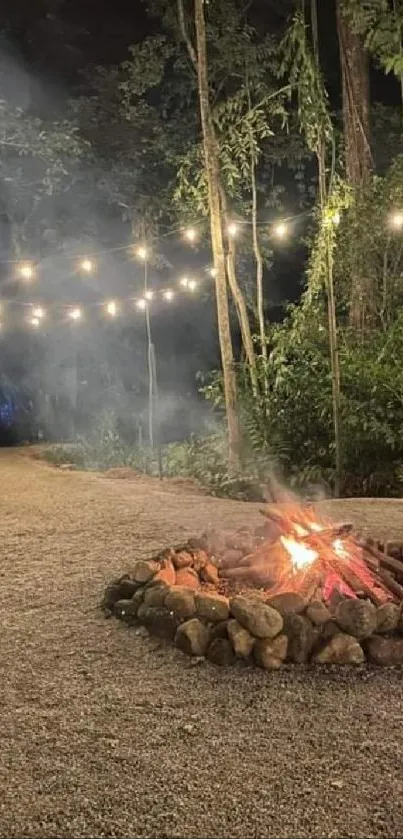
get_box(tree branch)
[177,0,198,70]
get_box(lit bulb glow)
[274,222,287,239]
[144,290,154,301]
[180,277,189,288]
[30,317,40,327]
[187,279,197,292]
[18,262,35,281]
[209,267,217,278]
[163,289,174,301]
[136,246,148,260]
[390,211,403,230]
[32,306,45,319]
[106,301,117,316]
[69,307,82,321]
[227,223,238,238]
[332,211,340,226]
[136,298,147,310]
[184,227,197,243]
[80,258,94,273]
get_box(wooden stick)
[366,543,403,581]
[377,568,403,601]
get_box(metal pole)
[143,255,154,450]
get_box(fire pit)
[103,502,403,668]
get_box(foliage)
[342,0,403,82]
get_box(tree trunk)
[312,0,342,496]
[336,0,373,329]
[251,153,266,361]
[193,0,240,468]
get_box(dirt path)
[0,449,402,839]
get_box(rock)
[200,561,219,585]
[220,549,244,569]
[227,619,255,658]
[165,586,196,619]
[137,605,179,640]
[376,603,400,633]
[154,559,176,587]
[285,614,317,663]
[230,595,283,639]
[172,550,194,570]
[207,638,235,666]
[118,579,140,599]
[306,600,332,626]
[175,619,211,657]
[102,584,123,610]
[132,560,158,584]
[268,592,306,616]
[187,536,208,551]
[175,568,200,590]
[254,635,288,670]
[192,549,209,572]
[335,598,377,640]
[313,632,365,665]
[131,587,145,611]
[195,593,230,623]
[113,599,138,625]
[320,620,340,641]
[365,635,403,666]
[143,581,170,607]
[210,621,229,641]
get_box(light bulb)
[144,290,154,301]
[32,306,45,319]
[106,301,117,316]
[80,258,94,273]
[18,262,35,281]
[227,222,238,238]
[390,211,403,230]
[180,277,189,288]
[69,307,82,321]
[136,245,148,260]
[184,227,197,243]
[209,267,217,278]
[332,210,340,226]
[273,222,287,239]
[163,289,174,301]
[30,317,40,327]
[187,279,197,292]
[136,298,147,310]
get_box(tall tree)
[336,0,373,330]
[179,0,240,467]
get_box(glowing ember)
[280,535,319,571]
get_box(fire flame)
[280,535,319,570]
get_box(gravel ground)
[1,449,403,839]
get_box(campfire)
[103,500,403,668]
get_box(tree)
[183,0,240,468]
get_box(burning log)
[365,543,403,581]
[377,568,403,601]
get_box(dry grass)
[1,449,403,839]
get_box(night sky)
[0,0,400,440]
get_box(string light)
[17,262,35,281]
[106,301,117,316]
[163,289,174,301]
[227,222,238,238]
[183,227,198,243]
[390,211,403,230]
[273,222,288,239]
[187,279,197,292]
[136,298,147,310]
[30,316,40,327]
[180,276,189,288]
[79,258,94,274]
[209,267,217,278]
[144,290,154,301]
[68,307,82,321]
[32,306,45,319]
[136,245,148,260]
